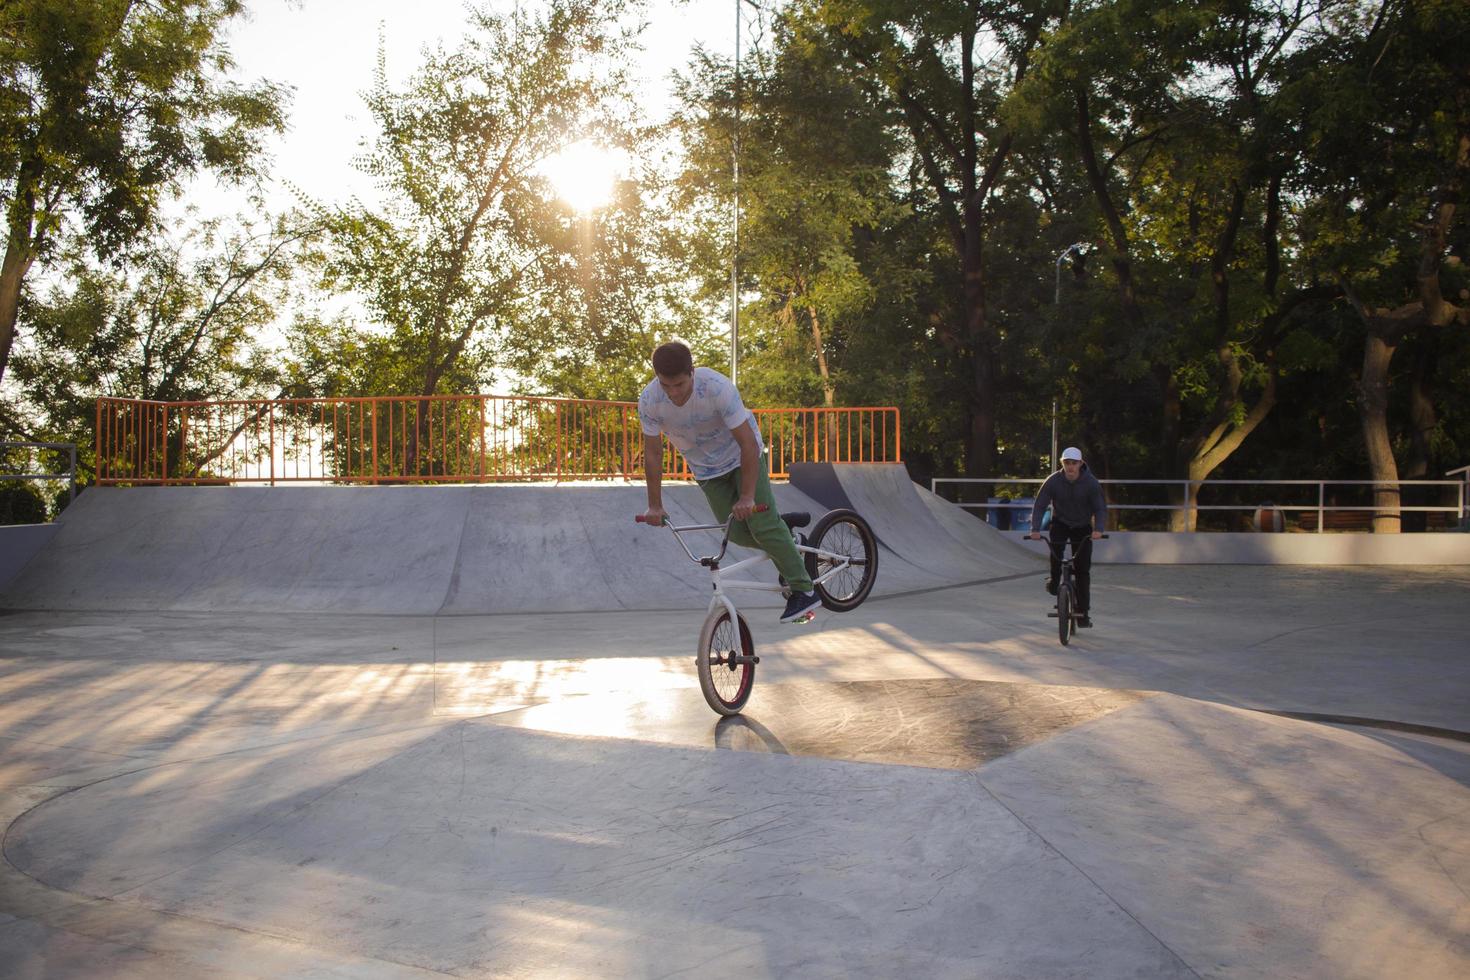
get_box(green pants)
[698,454,813,592]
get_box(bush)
[0,482,49,525]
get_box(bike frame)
[1042,533,1107,620]
[653,513,857,624]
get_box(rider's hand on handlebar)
[1091,530,1103,540]
[639,506,668,527]
[731,495,757,521]
[1026,531,1040,540]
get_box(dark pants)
[1048,520,1094,613]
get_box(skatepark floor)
[1,562,1468,978]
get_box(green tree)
[498,149,713,402]
[788,0,1060,477]
[1014,0,1355,526]
[0,0,287,387]
[1292,0,1470,530]
[321,0,642,473]
[9,211,319,479]
[673,12,902,439]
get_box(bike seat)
[780,511,811,530]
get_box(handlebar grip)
[753,504,769,513]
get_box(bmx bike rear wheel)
[1057,583,1073,646]
[697,608,756,715]
[805,509,878,611]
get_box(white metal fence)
[931,475,1468,533]
[1,442,77,509]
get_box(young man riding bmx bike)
[1027,446,1108,628]
[637,340,822,624]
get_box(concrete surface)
[0,472,1467,978]
[0,480,1026,615]
[0,525,58,592]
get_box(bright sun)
[539,140,624,213]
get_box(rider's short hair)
[652,340,693,377]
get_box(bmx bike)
[1043,532,1108,646]
[637,505,878,715]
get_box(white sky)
[193,0,742,218]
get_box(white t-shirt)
[639,367,764,480]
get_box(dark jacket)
[1032,464,1107,530]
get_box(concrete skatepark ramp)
[0,468,1039,614]
[790,461,1036,580]
[2,466,1468,978]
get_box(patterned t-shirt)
[638,367,764,480]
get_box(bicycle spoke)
[817,523,863,600]
[707,618,746,703]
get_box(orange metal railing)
[94,395,901,485]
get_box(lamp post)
[1054,241,1088,305]
[1051,242,1088,470]
[730,0,741,386]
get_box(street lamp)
[1054,241,1088,305]
[730,0,742,386]
[1051,242,1089,470]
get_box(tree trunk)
[0,242,29,387]
[0,182,39,386]
[1358,326,1401,533]
[1405,339,1437,481]
[963,197,996,476]
[1158,368,1189,531]
[807,305,838,460]
[406,364,446,478]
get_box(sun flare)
[539,140,624,212]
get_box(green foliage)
[0,481,47,524]
[0,0,287,384]
[673,13,904,412]
[4,0,1466,490]
[8,211,319,468]
[318,0,660,403]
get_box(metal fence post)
[1317,482,1325,534]
[94,400,103,484]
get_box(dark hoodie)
[1031,463,1107,530]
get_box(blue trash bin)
[1011,498,1035,532]
[986,497,1011,530]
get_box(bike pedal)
[1047,612,1058,618]
[794,610,816,625]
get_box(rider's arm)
[643,431,665,511]
[1029,476,1054,537]
[729,422,760,518]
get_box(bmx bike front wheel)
[1057,584,1073,646]
[805,508,878,611]
[697,608,756,715]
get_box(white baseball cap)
[1061,447,1083,462]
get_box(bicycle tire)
[697,608,756,715]
[806,509,878,611]
[1057,583,1072,646]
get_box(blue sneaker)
[780,591,821,623]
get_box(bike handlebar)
[636,503,768,527]
[636,504,771,565]
[1037,532,1108,561]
